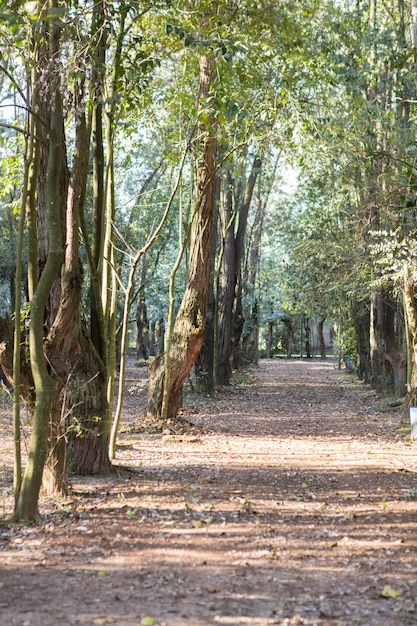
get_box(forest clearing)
[1,357,416,626]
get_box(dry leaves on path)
[0,358,417,626]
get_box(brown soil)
[1,358,417,626]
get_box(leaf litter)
[0,358,416,625]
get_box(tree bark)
[13,4,64,520]
[90,0,107,366]
[231,156,262,370]
[217,170,236,385]
[282,316,294,359]
[195,184,219,394]
[46,95,111,483]
[318,317,326,359]
[266,321,274,358]
[304,316,312,358]
[403,263,417,404]
[147,53,217,418]
[136,259,149,361]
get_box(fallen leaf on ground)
[141,616,157,625]
[381,586,401,598]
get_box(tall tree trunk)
[46,88,111,482]
[217,155,261,381]
[383,296,407,397]
[231,156,262,369]
[195,184,219,394]
[403,263,417,404]
[90,0,107,367]
[147,53,217,418]
[13,3,64,520]
[217,170,236,385]
[242,182,264,364]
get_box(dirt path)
[1,358,417,626]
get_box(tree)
[13,0,64,520]
[147,50,218,418]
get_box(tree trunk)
[318,317,326,358]
[352,299,372,383]
[217,170,236,386]
[149,321,156,356]
[195,191,218,394]
[282,316,294,359]
[231,291,244,369]
[13,5,64,520]
[373,291,407,397]
[156,318,165,355]
[242,171,269,364]
[304,316,311,358]
[267,321,273,358]
[231,156,262,370]
[45,83,111,484]
[90,0,107,366]
[136,259,149,361]
[147,53,217,418]
[242,300,259,364]
[403,263,417,404]
[136,297,150,361]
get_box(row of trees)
[272,0,417,401]
[1,0,417,521]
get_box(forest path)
[1,358,417,626]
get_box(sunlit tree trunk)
[195,183,219,394]
[147,53,217,418]
[13,2,64,520]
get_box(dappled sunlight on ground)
[1,358,416,625]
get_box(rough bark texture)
[195,181,219,394]
[147,54,217,418]
[13,10,64,520]
[0,317,34,407]
[45,99,112,480]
